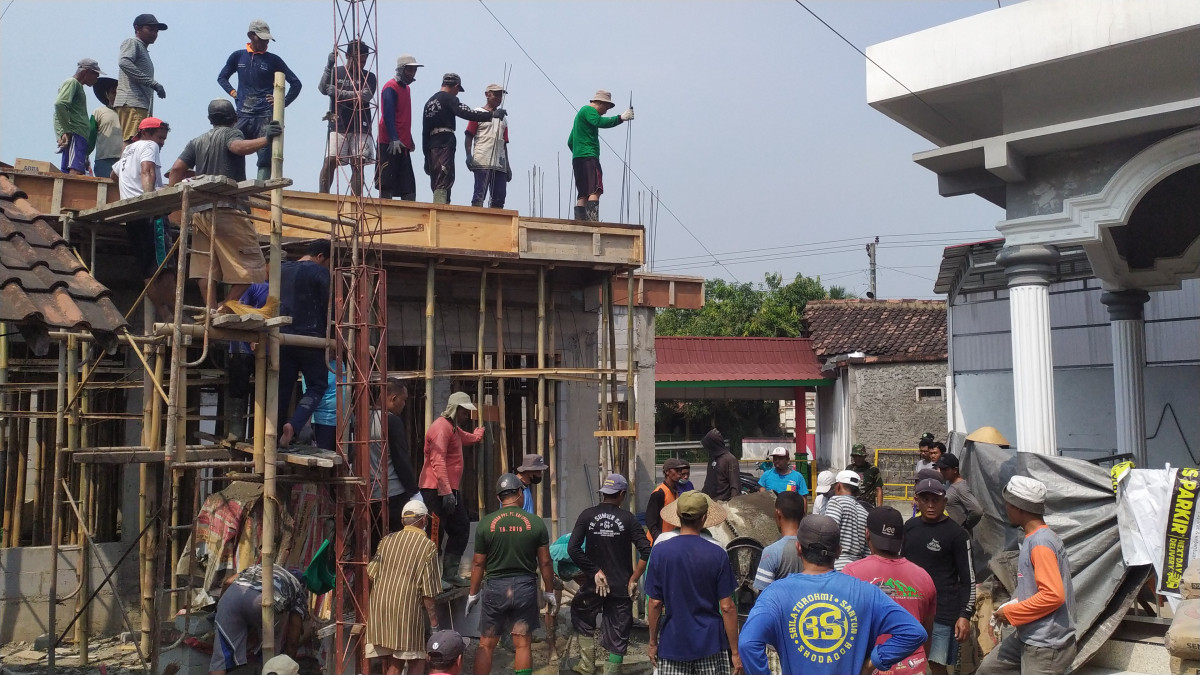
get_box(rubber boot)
[257,166,271,181]
[471,199,484,207]
[585,200,599,222]
[574,205,586,221]
[573,635,596,675]
[442,554,469,587]
[602,653,622,675]
[399,192,416,201]
[433,189,449,204]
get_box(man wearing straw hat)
[420,391,485,586]
[567,90,634,221]
[646,491,742,675]
[465,83,512,208]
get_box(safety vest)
[647,482,678,542]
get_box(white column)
[1101,289,1150,466]
[997,245,1060,455]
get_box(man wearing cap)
[427,629,471,675]
[701,428,741,502]
[568,90,634,221]
[210,563,308,675]
[516,454,548,514]
[114,115,174,320]
[825,470,869,570]
[646,491,742,675]
[740,514,927,675]
[114,14,167,145]
[262,655,300,675]
[319,39,377,196]
[168,100,280,310]
[812,469,835,515]
[938,454,982,530]
[645,457,688,542]
[984,477,1075,675]
[467,473,555,675]
[758,447,809,506]
[377,55,422,201]
[420,392,485,586]
[366,499,444,675]
[422,73,505,204]
[464,84,512,208]
[845,508,938,675]
[902,477,976,675]
[55,59,105,175]
[850,444,884,508]
[90,76,122,178]
[752,491,806,591]
[568,473,652,675]
[217,19,302,180]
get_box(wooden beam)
[73,446,232,463]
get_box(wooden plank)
[73,447,234,463]
[280,448,342,468]
[74,176,292,223]
[592,425,639,438]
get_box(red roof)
[655,336,827,383]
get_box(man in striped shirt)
[825,470,869,570]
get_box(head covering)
[598,473,628,495]
[248,19,274,41]
[934,454,959,470]
[402,499,428,518]
[92,77,118,105]
[866,507,904,554]
[701,428,726,454]
[137,117,169,132]
[661,491,728,529]
[835,469,861,489]
[797,514,840,555]
[815,470,836,495]
[915,477,946,496]
[442,72,465,92]
[345,39,371,55]
[77,58,106,76]
[442,391,476,417]
[916,468,944,483]
[263,655,300,675]
[485,83,507,94]
[517,454,548,472]
[590,90,614,106]
[427,629,469,663]
[496,473,523,495]
[396,54,423,69]
[966,426,1010,446]
[208,98,236,120]
[850,443,867,456]
[919,432,935,447]
[1003,475,1047,515]
[133,13,168,30]
[769,446,790,458]
[663,457,689,472]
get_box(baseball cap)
[662,490,728,528]
[1003,475,1047,515]
[396,54,423,69]
[427,629,469,663]
[248,19,274,41]
[401,499,427,518]
[442,73,465,92]
[919,432,935,447]
[496,473,523,495]
[815,470,835,495]
[866,507,904,554]
[769,446,790,458]
[485,83,507,94]
[916,468,944,483]
[446,391,476,411]
[797,514,840,554]
[517,454,548,472]
[835,469,861,488]
[598,473,628,494]
[851,443,867,456]
[138,117,169,132]
[934,454,959,470]
[262,655,299,675]
[133,13,168,30]
[345,39,371,55]
[663,457,689,472]
[676,491,711,519]
[915,477,946,496]
[77,58,106,76]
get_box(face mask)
[398,69,415,85]
[530,475,543,485]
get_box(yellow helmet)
[966,426,1010,446]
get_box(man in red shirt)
[420,391,485,586]
[376,54,422,200]
[844,507,937,675]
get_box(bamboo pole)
[13,392,30,546]
[496,277,508,474]
[626,273,637,512]
[47,337,69,671]
[0,322,9,547]
[71,336,90,664]
[536,267,547,516]
[424,261,435,434]
[259,69,288,661]
[547,280,558,538]
[139,338,161,656]
[605,277,618,474]
[476,269,487,512]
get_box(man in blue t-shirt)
[739,514,927,675]
[646,491,742,675]
[277,239,331,447]
[758,447,809,507]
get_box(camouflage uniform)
[854,462,884,508]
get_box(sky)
[0,1,1007,299]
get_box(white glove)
[388,140,405,155]
[627,578,638,598]
[594,570,610,597]
[466,593,479,613]
[619,108,634,122]
[544,592,557,613]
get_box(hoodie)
[700,429,741,501]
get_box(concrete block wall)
[849,361,948,451]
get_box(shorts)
[125,216,175,279]
[94,157,118,179]
[479,575,540,637]
[928,621,959,667]
[572,156,604,198]
[189,208,266,285]
[427,146,455,191]
[59,134,88,173]
[658,651,733,675]
[570,585,633,655]
[115,106,148,143]
[210,581,286,671]
[375,144,416,198]
[365,643,425,661]
[326,131,376,163]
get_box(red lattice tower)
[329,2,387,673]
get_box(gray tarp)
[956,434,1151,668]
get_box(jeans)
[236,115,272,171]
[977,635,1076,675]
[471,169,507,207]
[420,487,469,560]
[277,345,329,437]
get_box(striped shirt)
[825,495,869,570]
[367,526,442,655]
[115,37,158,110]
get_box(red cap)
[137,117,170,132]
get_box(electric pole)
[867,236,878,299]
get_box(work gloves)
[388,140,407,155]
[627,578,638,597]
[466,594,479,613]
[264,121,283,138]
[442,492,457,510]
[491,108,507,119]
[594,570,610,597]
[544,592,557,613]
[620,108,634,122]
[153,83,166,99]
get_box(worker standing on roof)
[55,59,105,175]
[422,73,505,204]
[420,392,485,587]
[318,39,377,196]
[464,83,511,208]
[376,55,422,201]
[567,90,633,222]
[114,116,175,321]
[167,99,279,310]
[276,240,331,448]
[216,19,302,181]
[114,14,167,146]
[90,77,122,179]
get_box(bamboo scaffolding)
[0,322,9,548]
[425,260,435,434]
[626,273,637,513]
[547,279,558,537]
[536,267,547,517]
[71,336,89,664]
[47,336,70,670]
[496,276,508,474]
[476,268,487,512]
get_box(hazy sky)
[1,1,1006,298]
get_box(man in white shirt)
[114,116,174,319]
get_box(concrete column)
[1101,289,1150,466]
[996,244,1060,455]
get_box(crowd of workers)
[54,14,634,219]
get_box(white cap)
[815,470,836,495]
[769,446,790,458]
[1003,475,1047,515]
[402,499,428,518]
[835,469,861,488]
[263,655,300,675]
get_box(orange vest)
[647,482,678,542]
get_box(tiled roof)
[655,336,827,383]
[803,299,946,361]
[0,176,126,354]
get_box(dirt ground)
[0,635,147,674]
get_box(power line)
[654,229,997,264]
[0,0,16,22]
[878,265,936,282]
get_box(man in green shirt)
[467,473,555,675]
[567,90,633,221]
[55,58,105,175]
[851,443,885,508]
